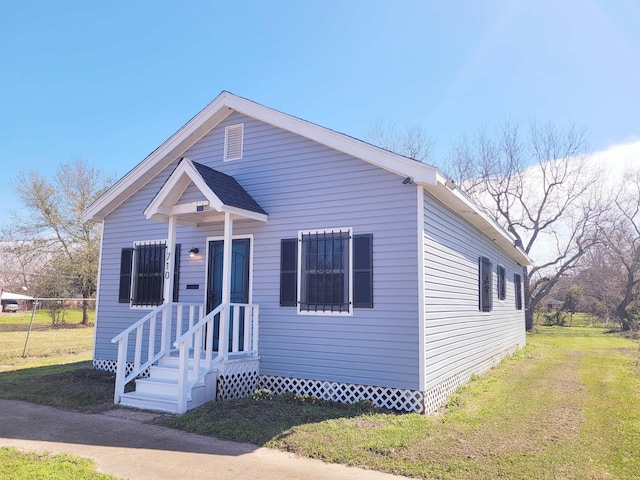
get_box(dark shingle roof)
[191,161,267,215]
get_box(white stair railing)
[173,302,260,413]
[111,302,203,405]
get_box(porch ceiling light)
[189,247,199,258]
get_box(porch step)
[119,358,219,414]
[135,376,194,397]
[149,364,208,382]
[157,355,219,368]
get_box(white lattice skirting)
[259,375,426,413]
[217,358,260,400]
[93,359,149,377]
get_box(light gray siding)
[422,189,526,389]
[95,112,421,390]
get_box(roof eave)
[421,175,532,266]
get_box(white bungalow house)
[83,92,530,414]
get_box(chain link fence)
[0,298,96,360]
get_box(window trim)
[297,228,353,316]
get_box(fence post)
[22,301,38,357]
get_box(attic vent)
[224,123,244,161]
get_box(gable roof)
[145,158,267,225]
[83,91,530,265]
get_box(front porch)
[107,157,268,413]
[111,301,260,413]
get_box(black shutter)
[497,265,506,300]
[173,244,181,303]
[118,248,133,303]
[479,256,493,312]
[353,234,373,308]
[514,273,522,310]
[280,238,298,306]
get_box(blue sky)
[1,0,639,224]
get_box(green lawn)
[157,327,640,480]
[1,326,638,479]
[0,309,94,363]
[0,447,119,480]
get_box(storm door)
[206,238,250,351]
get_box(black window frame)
[479,256,493,312]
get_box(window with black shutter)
[120,241,180,306]
[279,230,373,313]
[514,273,523,310]
[479,256,493,312]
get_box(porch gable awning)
[144,157,268,225]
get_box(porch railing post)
[252,305,259,355]
[114,336,128,404]
[177,341,189,414]
[161,303,172,354]
[219,304,229,358]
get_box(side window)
[479,256,493,312]
[497,265,506,300]
[514,273,523,310]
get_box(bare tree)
[585,168,640,331]
[367,119,436,163]
[3,158,114,324]
[0,236,51,293]
[446,120,606,330]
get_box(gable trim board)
[145,157,267,226]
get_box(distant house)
[1,291,33,312]
[83,92,530,414]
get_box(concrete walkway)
[0,400,408,480]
